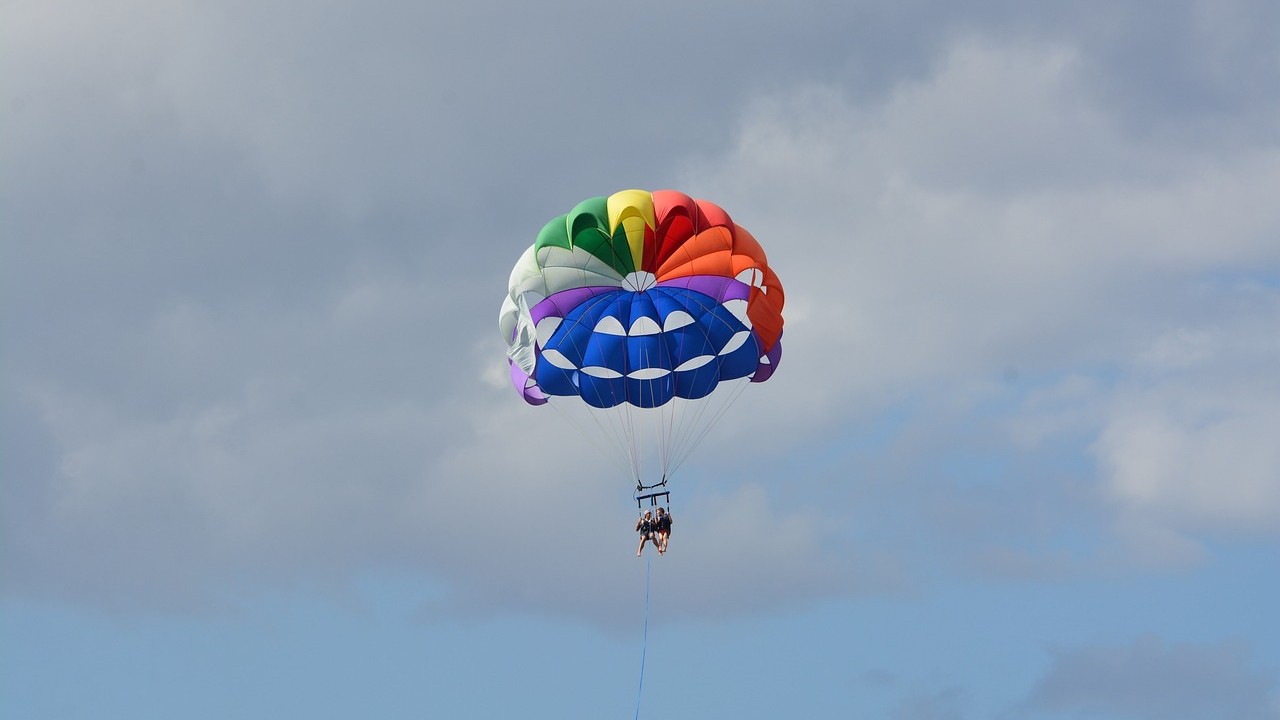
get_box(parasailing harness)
[633,474,670,511]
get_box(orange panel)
[731,225,767,267]
[747,266,785,350]
[655,227,734,279]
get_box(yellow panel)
[607,189,655,271]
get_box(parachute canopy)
[499,189,784,410]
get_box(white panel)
[663,310,695,331]
[541,348,577,370]
[674,354,715,372]
[510,342,536,375]
[538,246,624,293]
[627,367,671,380]
[628,316,662,336]
[535,316,563,346]
[510,247,550,300]
[593,316,626,335]
[515,290,546,312]
[724,298,751,326]
[719,330,751,355]
[541,266,610,295]
[508,246,541,287]
[539,244,621,275]
[498,295,519,345]
[623,270,656,291]
[581,365,623,378]
[506,294,538,374]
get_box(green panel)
[534,215,572,257]
[609,223,639,275]
[547,196,634,276]
[567,196,608,237]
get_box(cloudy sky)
[4,0,1279,717]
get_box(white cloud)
[7,11,1280,619]
[412,396,900,625]
[1093,305,1280,550]
[676,33,1280,569]
[684,36,1280,419]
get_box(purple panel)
[657,275,750,303]
[751,332,783,383]
[530,286,619,325]
[509,359,548,405]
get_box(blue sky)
[4,1,1279,718]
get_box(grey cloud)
[681,38,1280,450]
[892,685,967,720]
[1069,0,1280,145]
[676,23,1280,582]
[413,417,898,627]
[5,0,1280,620]
[1019,634,1280,720]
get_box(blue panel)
[580,332,628,372]
[718,331,761,380]
[548,320,592,366]
[650,291,687,321]
[534,285,758,408]
[561,288,622,324]
[551,290,623,366]
[600,292,633,325]
[627,375,675,408]
[534,363,578,396]
[699,303,744,349]
[662,322,717,363]
[674,361,720,400]
[628,292,659,330]
[625,334,668,373]
[676,288,722,321]
[579,373,626,408]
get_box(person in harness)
[654,506,672,555]
[636,510,657,557]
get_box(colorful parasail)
[498,189,785,483]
